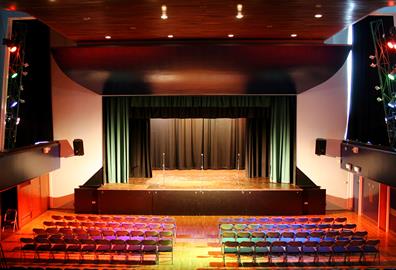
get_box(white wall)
[50,56,102,208]
[297,58,350,210]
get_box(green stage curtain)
[270,97,294,183]
[104,97,130,183]
[246,118,269,178]
[104,96,294,183]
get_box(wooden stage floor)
[99,170,301,191]
[95,170,306,215]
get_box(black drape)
[347,16,392,146]
[246,118,269,177]
[129,119,152,177]
[150,118,245,169]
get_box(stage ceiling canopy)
[52,43,350,95]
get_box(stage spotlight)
[10,100,18,108]
[387,40,396,49]
[388,99,396,108]
[370,63,377,68]
[369,55,375,60]
[374,85,381,91]
[385,115,396,122]
[2,38,17,53]
[377,97,383,102]
[11,72,18,79]
[388,72,396,80]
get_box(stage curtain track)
[104,97,130,183]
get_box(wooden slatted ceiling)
[0,0,390,43]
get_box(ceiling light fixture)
[167,34,173,38]
[236,4,244,19]
[228,34,234,38]
[83,17,91,21]
[105,35,111,39]
[290,33,298,38]
[314,14,323,18]
[161,5,168,20]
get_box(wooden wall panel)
[17,174,49,228]
[0,1,388,42]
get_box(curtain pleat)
[104,97,129,183]
[270,97,293,183]
[129,119,152,178]
[246,118,268,178]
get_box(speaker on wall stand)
[73,139,84,156]
[315,138,326,156]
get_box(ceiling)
[0,0,391,43]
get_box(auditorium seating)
[219,216,380,266]
[16,214,381,267]
[19,214,176,265]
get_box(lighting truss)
[370,20,396,148]
[4,22,27,149]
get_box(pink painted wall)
[50,55,102,208]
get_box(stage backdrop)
[150,118,246,170]
[103,96,295,184]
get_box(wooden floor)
[2,209,396,269]
[100,170,300,191]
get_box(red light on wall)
[389,1,395,6]
[8,5,16,11]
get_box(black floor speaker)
[73,139,84,156]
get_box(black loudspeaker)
[315,138,326,156]
[73,139,84,156]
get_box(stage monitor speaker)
[315,138,326,156]
[73,139,84,156]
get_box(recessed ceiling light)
[314,14,323,18]
[129,26,136,30]
[315,4,322,8]
[83,17,91,21]
[168,34,174,38]
[105,35,112,39]
[161,5,168,20]
[49,0,56,2]
[228,34,234,38]
[236,4,244,19]
[290,33,298,38]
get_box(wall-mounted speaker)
[315,138,326,156]
[73,139,84,156]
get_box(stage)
[75,170,326,216]
[105,170,301,191]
